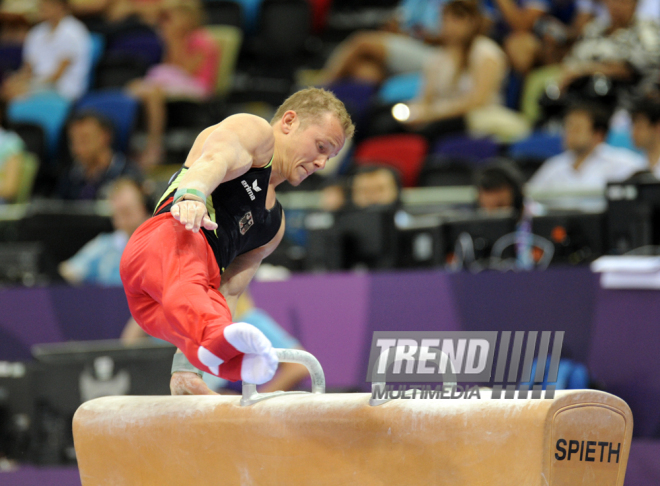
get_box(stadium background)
[0,0,659,483]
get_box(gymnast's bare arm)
[170,114,275,233]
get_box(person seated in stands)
[59,178,150,286]
[575,0,660,34]
[69,0,164,29]
[319,177,349,212]
[475,160,525,214]
[557,0,660,94]
[57,110,142,200]
[121,289,310,394]
[485,0,581,75]
[0,0,91,102]
[392,0,529,142]
[126,0,220,167]
[350,165,401,209]
[0,107,27,203]
[527,102,646,191]
[0,0,38,46]
[631,96,660,179]
[320,0,445,85]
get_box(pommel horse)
[73,349,633,485]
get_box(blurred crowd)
[1,0,660,274]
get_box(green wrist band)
[171,352,204,377]
[173,188,206,204]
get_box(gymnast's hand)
[171,198,218,233]
[170,371,219,396]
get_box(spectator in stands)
[320,177,348,212]
[0,0,91,101]
[127,0,219,166]
[558,0,660,94]
[575,0,660,31]
[527,102,646,191]
[631,96,660,178]
[487,0,579,75]
[57,110,142,200]
[475,161,525,214]
[59,178,150,286]
[397,0,529,142]
[121,289,310,394]
[350,166,401,209]
[69,0,164,28]
[0,0,38,45]
[0,108,26,203]
[320,0,444,85]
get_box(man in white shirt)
[1,0,91,101]
[527,103,646,192]
[631,97,660,179]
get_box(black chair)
[165,100,214,130]
[204,0,243,28]
[9,123,46,164]
[514,157,545,182]
[254,0,311,59]
[93,54,149,90]
[418,156,474,187]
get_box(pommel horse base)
[73,351,633,486]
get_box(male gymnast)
[120,88,354,395]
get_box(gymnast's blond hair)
[272,87,355,139]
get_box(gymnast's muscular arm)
[219,216,286,318]
[171,114,275,233]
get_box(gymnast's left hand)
[171,199,218,232]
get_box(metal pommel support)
[240,348,326,406]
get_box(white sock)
[224,322,273,355]
[197,346,224,375]
[241,349,279,384]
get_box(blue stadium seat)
[378,72,423,104]
[328,81,377,131]
[521,358,590,390]
[75,90,139,153]
[606,129,643,154]
[7,92,72,161]
[508,131,563,160]
[432,134,499,164]
[87,33,107,91]
[230,0,264,34]
[107,31,163,67]
[0,44,22,79]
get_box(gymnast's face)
[278,111,345,186]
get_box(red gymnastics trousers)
[120,213,277,382]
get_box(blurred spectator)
[59,178,150,285]
[491,0,580,75]
[527,102,646,191]
[0,108,26,203]
[475,161,525,214]
[69,0,163,27]
[395,0,529,142]
[576,0,660,30]
[321,0,444,85]
[127,0,219,166]
[558,0,660,93]
[57,110,142,200]
[0,0,39,45]
[319,177,348,211]
[351,166,401,208]
[1,0,91,101]
[631,96,660,177]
